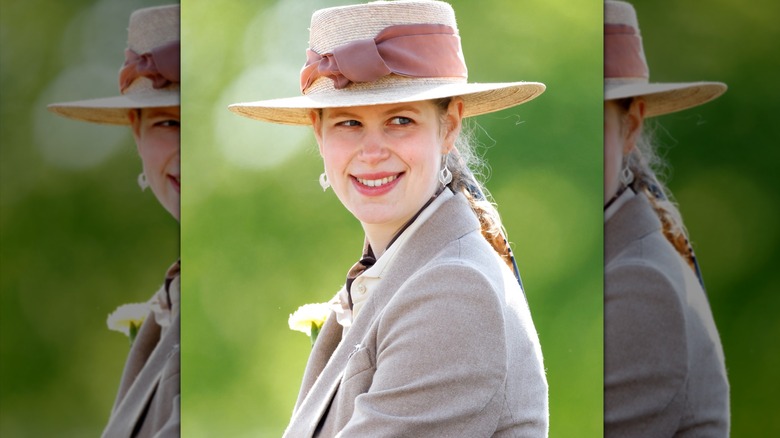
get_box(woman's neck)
[361,223,399,259]
[361,187,445,259]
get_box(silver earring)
[137,172,149,191]
[319,172,330,191]
[439,156,452,185]
[619,166,634,186]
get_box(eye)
[336,119,361,127]
[388,116,412,125]
[154,119,180,128]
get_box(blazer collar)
[285,191,480,437]
[605,192,662,265]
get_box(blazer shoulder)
[605,242,691,435]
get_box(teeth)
[356,174,397,187]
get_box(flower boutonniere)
[288,302,332,346]
[107,303,151,346]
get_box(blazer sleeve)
[604,261,688,438]
[337,262,512,437]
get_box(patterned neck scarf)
[148,260,180,331]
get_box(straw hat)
[48,5,180,125]
[604,1,726,117]
[229,0,545,126]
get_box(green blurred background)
[626,1,780,436]
[4,0,776,437]
[181,0,602,436]
[1,0,179,436]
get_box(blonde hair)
[617,98,698,272]
[434,98,515,270]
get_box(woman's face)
[129,106,180,221]
[312,99,462,245]
[604,99,644,205]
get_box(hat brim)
[47,90,180,125]
[605,81,726,117]
[228,81,546,126]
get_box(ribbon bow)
[604,24,648,79]
[119,40,180,93]
[300,23,467,93]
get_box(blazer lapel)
[285,289,384,437]
[102,313,180,438]
[292,308,342,411]
[284,192,480,437]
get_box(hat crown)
[122,4,180,97]
[604,0,649,82]
[309,0,459,55]
[227,0,546,126]
[602,0,727,117]
[605,0,640,30]
[127,5,180,54]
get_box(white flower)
[288,302,331,335]
[288,302,333,346]
[107,302,151,344]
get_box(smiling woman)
[313,101,457,254]
[227,1,548,436]
[46,4,181,437]
[129,106,182,220]
[182,0,603,435]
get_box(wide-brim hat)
[229,0,545,126]
[48,5,180,125]
[604,1,726,117]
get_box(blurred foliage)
[12,1,777,437]
[1,0,178,436]
[627,1,780,435]
[181,0,602,436]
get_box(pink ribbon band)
[300,23,467,93]
[604,23,648,79]
[119,40,180,94]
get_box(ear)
[442,97,464,154]
[623,98,646,154]
[128,109,143,149]
[309,109,325,157]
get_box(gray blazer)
[605,193,729,437]
[102,268,180,438]
[284,192,548,437]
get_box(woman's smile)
[352,172,403,195]
[313,100,450,245]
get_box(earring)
[439,156,452,185]
[137,172,149,191]
[619,166,634,187]
[319,172,330,191]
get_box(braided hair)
[433,98,517,273]
[616,98,699,274]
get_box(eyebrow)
[327,105,422,119]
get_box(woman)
[229,0,548,436]
[48,5,180,437]
[603,1,730,436]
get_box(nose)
[358,128,390,163]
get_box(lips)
[355,174,398,188]
[351,172,402,196]
[168,174,180,193]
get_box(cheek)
[137,134,178,174]
[320,140,346,172]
